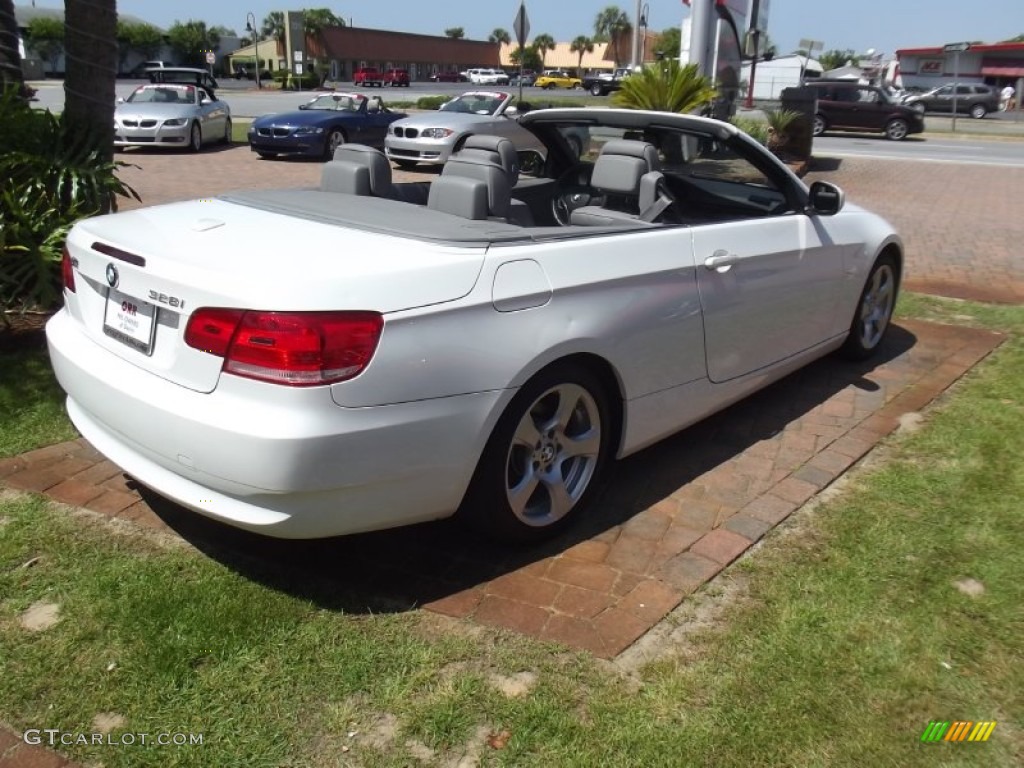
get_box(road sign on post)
[513,3,530,101]
[943,42,971,53]
[942,43,970,131]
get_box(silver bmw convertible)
[114,83,232,152]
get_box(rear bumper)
[46,309,502,538]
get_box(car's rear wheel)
[885,118,909,141]
[812,114,826,136]
[572,82,582,90]
[969,103,987,119]
[840,254,899,360]
[459,363,613,542]
[324,129,346,160]
[189,122,202,152]
[590,83,604,96]
[222,117,232,144]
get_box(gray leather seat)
[321,144,393,197]
[570,139,674,226]
[428,135,534,225]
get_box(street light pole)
[640,3,649,65]
[245,11,262,89]
[631,0,641,68]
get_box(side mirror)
[504,105,518,117]
[298,103,308,110]
[200,97,212,106]
[807,181,845,216]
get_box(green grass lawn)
[0,294,1021,766]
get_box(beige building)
[498,31,660,74]
[226,40,288,75]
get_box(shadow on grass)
[139,325,918,615]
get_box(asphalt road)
[814,134,1024,167]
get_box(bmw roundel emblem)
[106,263,119,288]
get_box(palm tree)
[611,60,715,114]
[533,33,556,70]
[570,35,594,73]
[444,27,465,39]
[303,8,344,82]
[64,0,117,178]
[0,0,25,95]
[489,28,510,45]
[262,11,285,47]
[594,5,631,66]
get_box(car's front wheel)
[543,82,555,90]
[885,118,909,141]
[459,363,613,542]
[590,83,604,96]
[812,114,826,136]
[840,254,899,360]
[189,122,202,152]
[969,103,987,119]
[324,129,346,160]
[223,117,232,144]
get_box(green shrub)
[415,95,448,110]
[271,70,320,89]
[732,116,770,146]
[0,88,138,316]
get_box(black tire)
[255,151,276,160]
[589,83,604,96]
[969,103,987,119]
[885,118,909,141]
[812,114,826,137]
[324,129,345,160]
[840,254,900,360]
[458,363,613,543]
[189,122,202,152]
[223,116,232,144]
[544,82,555,90]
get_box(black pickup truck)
[582,67,633,96]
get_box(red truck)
[353,67,384,87]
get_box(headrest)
[459,135,519,187]
[330,144,392,196]
[441,152,510,218]
[427,176,489,220]
[598,139,660,171]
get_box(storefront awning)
[981,58,1024,77]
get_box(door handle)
[704,251,740,271]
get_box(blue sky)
[104,0,1024,58]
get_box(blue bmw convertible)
[248,92,407,160]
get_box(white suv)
[466,68,509,85]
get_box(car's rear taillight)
[61,246,76,293]
[185,309,383,386]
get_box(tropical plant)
[570,35,594,72]
[489,28,511,45]
[818,48,857,71]
[115,20,163,73]
[533,33,556,69]
[763,108,800,156]
[25,17,64,73]
[0,0,26,95]
[0,90,137,315]
[444,27,465,40]
[303,8,344,83]
[594,5,631,66]
[167,20,221,67]
[731,116,769,146]
[610,60,715,113]
[262,11,285,45]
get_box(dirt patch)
[953,578,985,597]
[488,671,537,698]
[91,712,126,733]
[19,600,61,632]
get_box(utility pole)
[744,0,761,107]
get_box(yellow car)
[535,70,582,90]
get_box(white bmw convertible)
[47,108,902,542]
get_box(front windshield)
[306,94,363,111]
[127,85,196,104]
[440,93,507,116]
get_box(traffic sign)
[513,2,530,47]
[943,42,971,53]
[205,51,216,64]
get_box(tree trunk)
[64,0,117,187]
[0,0,26,94]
